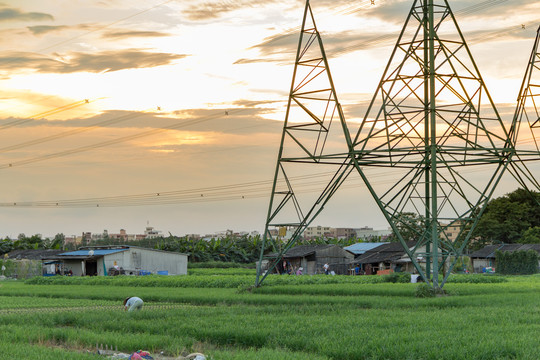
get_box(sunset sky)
[0,0,538,239]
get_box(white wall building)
[354,227,392,240]
[51,246,187,276]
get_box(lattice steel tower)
[256,0,540,289]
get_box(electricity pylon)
[256,0,540,289]
[506,26,540,196]
[255,0,353,286]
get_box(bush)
[446,274,507,283]
[383,272,411,283]
[415,283,446,298]
[415,283,434,298]
[188,268,255,276]
[496,250,539,275]
[188,261,255,269]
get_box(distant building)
[334,228,356,239]
[268,244,354,275]
[270,227,296,241]
[349,241,423,274]
[144,226,162,239]
[200,229,264,241]
[304,226,333,239]
[79,226,164,244]
[64,235,81,247]
[82,232,92,243]
[354,227,392,241]
[441,220,464,242]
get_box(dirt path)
[0,303,189,314]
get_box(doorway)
[85,260,97,276]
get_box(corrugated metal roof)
[344,242,388,255]
[284,244,334,258]
[469,244,540,258]
[58,249,128,256]
[468,244,501,258]
[351,241,416,264]
[7,249,65,260]
[267,244,336,258]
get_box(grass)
[1,273,539,359]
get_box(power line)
[0,172,372,208]
[0,162,518,208]
[0,108,246,170]
[0,99,94,130]
[0,107,146,154]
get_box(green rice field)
[0,272,539,359]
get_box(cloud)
[235,30,398,64]
[182,0,296,21]
[183,2,240,21]
[236,2,537,65]
[229,99,283,108]
[27,23,171,40]
[95,0,123,7]
[0,49,188,74]
[0,6,53,22]
[362,0,535,25]
[101,30,171,40]
[0,104,284,135]
[27,25,69,35]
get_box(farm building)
[270,244,354,275]
[469,244,540,273]
[4,249,66,278]
[44,246,187,276]
[349,241,419,275]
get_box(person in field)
[123,296,144,312]
[323,263,330,275]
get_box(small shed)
[45,246,187,276]
[469,243,540,273]
[272,244,354,275]
[5,249,66,278]
[350,241,417,274]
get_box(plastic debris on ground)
[108,354,130,359]
[129,350,154,360]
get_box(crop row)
[25,272,507,288]
[187,267,256,276]
[0,295,117,310]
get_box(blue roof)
[58,249,128,256]
[344,242,388,255]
